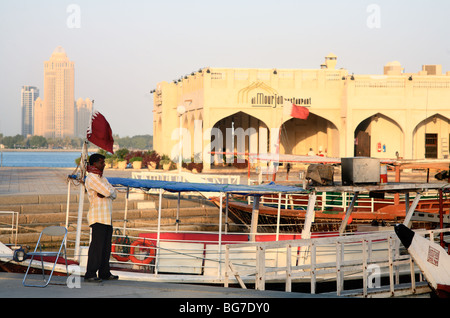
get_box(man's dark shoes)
[84,276,102,283]
[101,274,119,280]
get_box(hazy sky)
[1,0,449,137]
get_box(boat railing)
[65,174,449,296]
[65,180,449,297]
[253,190,446,213]
[0,211,19,248]
[132,171,241,185]
[224,228,450,297]
[108,227,258,275]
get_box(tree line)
[0,134,153,150]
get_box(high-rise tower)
[35,46,75,138]
[21,86,39,137]
[75,97,93,137]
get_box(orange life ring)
[341,214,353,224]
[111,238,130,262]
[129,239,156,264]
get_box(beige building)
[152,54,450,169]
[21,86,39,137]
[34,46,75,138]
[75,98,93,137]
[33,97,45,137]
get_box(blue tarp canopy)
[107,177,305,195]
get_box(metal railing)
[251,191,444,213]
[0,211,19,247]
[224,228,450,297]
[132,171,241,185]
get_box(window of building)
[425,133,438,159]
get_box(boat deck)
[0,272,322,299]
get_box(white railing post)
[286,244,292,292]
[310,242,316,294]
[224,244,229,288]
[362,239,368,297]
[410,257,416,294]
[155,188,163,275]
[255,245,265,290]
[388,237,394,296]
[336,241,343,296]
[217,192,223,278]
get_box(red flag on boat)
[283,100,309,120]
[87,111,114,154]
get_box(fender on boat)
[395,224,450,298]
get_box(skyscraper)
[21,86,39,137]
[75,97,93,137]
[34,46,75,138]
[33,97,45,137]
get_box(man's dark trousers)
[85,222,113,279]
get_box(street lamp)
[177,105,186,173]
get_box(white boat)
[395,223,450,298]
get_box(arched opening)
[211,112,269,165]
[354,113,404,158]
[280,113,339,157]
[413,114,450,159]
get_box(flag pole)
[272,99,286,181]
[74,140,87,262]
[74,100,93,262]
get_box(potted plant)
[146,151,160,170]
[105,157,115,168]
[186,154,203,173]
[130,156,143,169]
[115,148,129,169]
[147,161,157,170]
[117,159,127,169]
[160,155,172,171]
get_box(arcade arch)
[354,113,404,159]
[413,114,450,159]
[280,113,339,157]
[211,111,269,164]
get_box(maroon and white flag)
[87,111,114,154]
[283,100,310,120]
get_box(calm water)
[0,151,82,167]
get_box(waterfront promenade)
[0,272,314,299]
[0,165,433,196]
[0,167,132,195]
[0,167,318,299]
[0,166,434,299]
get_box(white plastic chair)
[22,226,69,287]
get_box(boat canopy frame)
[67,175,450,283]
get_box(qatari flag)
[290,103,309,120]
[87,111,114,154]
[283,100,309,120]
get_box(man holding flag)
[83,110,118,282]
[86,110,115,154]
